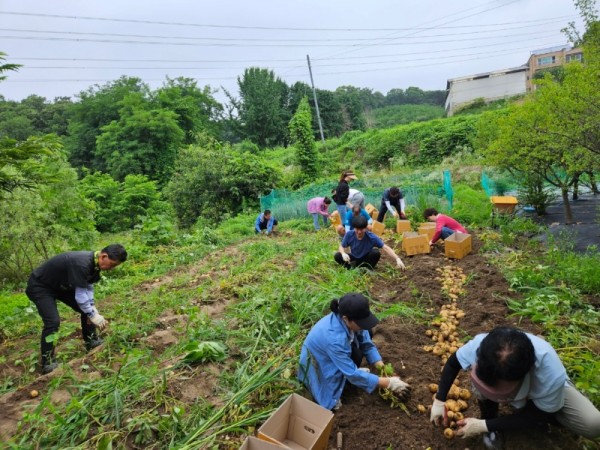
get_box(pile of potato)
[423,303,465,365]
[427,380,472,438]
[435,265,467,300]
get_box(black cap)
[338,293,380,330]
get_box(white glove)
[387,376,410,393]
[393,211,399,218]
[430,398,446,425]
[358,367,370,373]
[341,253,351,263]
[90,313,108,329]
[396,257,405,270]
[456,418,488,438]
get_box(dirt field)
[327,238,587,450]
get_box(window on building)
[566,53,583,62]
[537,56,556,65]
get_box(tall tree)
[236,67,289,147]
[289,97,317,181]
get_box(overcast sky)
[0,0,585,103]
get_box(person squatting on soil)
[255,209,278,235]
[430,327,600,449]
[423,207,467,246]
[335,216,405,270]
[26,244,128,374]
[332,170,357,220]
[337,204,373,238]
[377,187,406,222]
[298,293,411,410]
[306,196,331,231]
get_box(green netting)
[443,170,453,210]
[260,175,452,221]
[481,171,519,197]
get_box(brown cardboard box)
[329,211,341,228]
[401,232,430,256]
[396,220,412,233]
[257,393,334,450]
[364,203,377,215]
[491,196,518,214]
[444,232,472,259]
[369,209,379,220]
[417,222,436,241]
[240,436,286,450]
[371,220,385,236]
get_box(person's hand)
[265,231,270,236]
[341,253,351,263]
[387,376,410,393]
[456,418,488,438]
[400,211,407,220]
[430,398,447,426]
[429,240,434,247]
[393,211,399,218]
[396,257,406,270]
[90,313,108,329]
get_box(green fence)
[260,175,452,221]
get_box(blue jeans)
[336,204,347,221]
[441,227,454,240]
[311,213,329,230]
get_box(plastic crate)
[491,196,518,214]
[401,232,430,256]
[444,232,472,259]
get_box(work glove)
[358,367,370,373]
[393,211,399,218]
[400,211,407,220]
[341,253,351,263]
[456,418,488,438]
[387,376,410,393]
[430,398,447,426]
[89,313,108,329]
[396,257,406,270]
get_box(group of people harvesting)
[299,293,600,448]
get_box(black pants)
[334,248,381,270]
[377,200,401,222]
[26,281,97,366]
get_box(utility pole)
[306,54,325,144]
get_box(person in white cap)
[430,326,600,449]
[298,293,410,410]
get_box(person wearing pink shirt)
[424,208,467,245]
[307,196,332,231]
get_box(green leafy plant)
[183,341,227,364]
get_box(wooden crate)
[417,223,436,241]
[401,232,430,256]
[444,232,472,259]
[371,220,385,237]
[491,196,518,214]
[396,220,412,233]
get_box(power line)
[0,10,575,32]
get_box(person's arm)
[267,217,274,232]
[75,286,95,317]
[381,244,406,270]
[384,200,398,216]
[485,401,556,432]
[430,219,443,244]
[255,215,262,233]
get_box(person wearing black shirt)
[26,244,128,374]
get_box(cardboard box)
[396,220,412,233]
[257,394,334,450]
[364,203,377,215]
[240,436,286,450]
[491,196,518,214]
[329,210,341,228]
[371,220,385,237]
[401,232,430,256]
[369,209,379,220]
[417,223,436,241]
[444,232,472,259]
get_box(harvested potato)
[428,383,438,393]
[454,411,464,421]
[417,404,427,413]
[443,428,455,439]
[457,399,469,411]
[459,389,472,400]
[30,390,39,398]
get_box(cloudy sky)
[0,0,584,103]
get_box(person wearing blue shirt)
[298,293,410,410]
[335,215,405,270]
[254,210,278,235]
[377,187,406,222]
[431,327,600,448]
[336,204,373,237]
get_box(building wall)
[526,47,583,91]
[445,70,527,116]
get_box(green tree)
[236,67,289,147]
[95,94,184,185]
[0,52,21,81]
[165,134,280,226]
[289,97,317,181]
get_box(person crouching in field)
[298,293,411,410]
[423,208,466,246]
[255,209,278,235]
[334,216,405,270]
